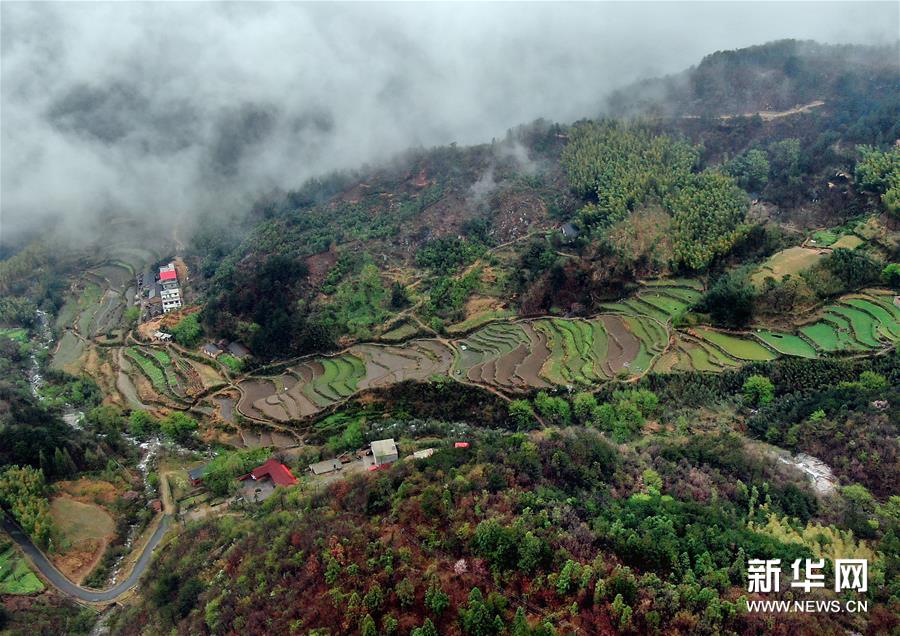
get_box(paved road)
[0,512,171,603]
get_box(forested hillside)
[187,40,899,363]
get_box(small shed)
[309,459,343,476]
[227,342,251,359]
[412,448,435,460]
[454,442,470,449]
[371,439,399,466]
[188,463,209,486]
[560,222,580,241]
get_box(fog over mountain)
[1,2,898,247]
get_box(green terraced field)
[626,298,671,322]
[126,348,172,394]
[799,322,842,351]
[826,306,882,348]
[819,313,871,350]
[754,331,818,358]
[683,342,720,371]
[637,293,690,319]
[843,299,900,340]
[0,545,44,594]
[623,316,668,351]
[147,349,172,365]
[456,323,528,375]
[654,286,703,303]
[598,302,635,315]
[643,278,704,290]
[314,354,366,398]
[693,328,777,361]
[532,320,570,385]
[843,298,900,341]
[865,294,900,321]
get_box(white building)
[371,439,399,466]
[158,263,183,313]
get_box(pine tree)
[360,614,377,636]
[38,450,52,478]
[411,618,439,636]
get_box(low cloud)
[1,2,897,247]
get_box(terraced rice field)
[236,344,451,421]
[754,331,818,358]
[0,543,44,594]
[229,283,897,423]
[51,332,86,372]
[797,292,899,353]
[693,328,778,361]
[600,281,702,324]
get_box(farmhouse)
[371,439,399,466]
[227,342,251,359]
[202,343,224,358]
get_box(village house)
[238,458,299,501]
[239,458,298,486]
[202,343,224,358]
[158,262,183,313]
[370,439,399,466]
[227,341,251,359]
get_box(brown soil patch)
[515,323,550,388]
[464,295,504,319]
[56,479,120,505]
[133,371,162,404]
[305,249,338,287]
[186,358,225,388]
[493,343,529,388]
[490,192,548,243]
[284,382,322,417]
[237,379,277,420]
[400,194,475,256]
[256,395,288,421]
[600,315,639,375]
[49,497,116,584]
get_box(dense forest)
[108,355,899,635]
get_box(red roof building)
[454,442,470,449]
[238,458,298,487]
[159,269,177,281]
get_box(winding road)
[0,512,172,603]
